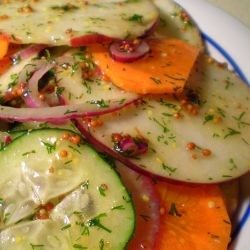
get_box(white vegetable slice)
[75,55,250,183]
[0,0,159,46]
[0,45,45,95]
[0,220,72,250]
[55,49,139,105]
[152,0,203,48]
[0,171,39,230]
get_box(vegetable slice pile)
[74,55,250,183]
[0,0,247,249]
[0,47,139,122]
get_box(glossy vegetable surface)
[89,39,200,94]
[154,181,231,250]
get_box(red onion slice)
[109,40,150,63]
[10,45,47,65]
[140,16,160,38]
[72,119,159,180]
[0,97,138,122]
[22,62,56,108]
[0,131,11,146]
[115,162,160,249]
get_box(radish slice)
[115,162,160,249]
[140,17,160,38]
[0,0,159,46]
[55,48,140,105]
[152,0,203,49]
[73,56,250,184]
[109,40,150,63]
[0,97,138,122]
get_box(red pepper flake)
[60,150,68,158]
[42,202,54,211]
[111,133,123,143]
[61,132,70,140]
[186,142,196,150]
[90,119,104,127]
[34,208,49,220]
[202,149,212,157]
[39,94,46,101]
[70,134,81,145]
[173,112,182,119]
[20,82,27,88]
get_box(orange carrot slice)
[0,39,9,59]
[154,182,231,250]
[0,57,12,75]
[0,43,22,75]
[88,39,200,94]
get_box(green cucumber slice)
[0,128,135,249]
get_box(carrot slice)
[88,39,200,94]
[0,39,9,59]
[0,43,22,75]
[0,57,12,75]
[154,182,231,250]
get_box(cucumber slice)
[0,220,72,250]
[77,55,250,183]
[0,128,135,249]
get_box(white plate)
[175,0,250,249]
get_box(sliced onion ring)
[116,162,160,249]
[11,44,47,62]
[109,40,150,63]
[140,16,160,38]
[0,97,138,122]
[20,61,56,108]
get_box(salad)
[0,0,249,249]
